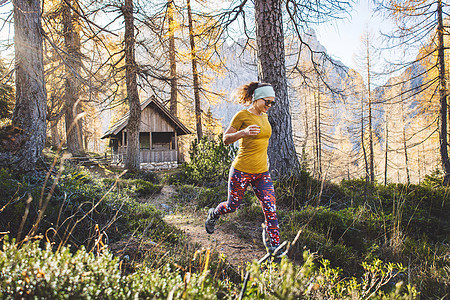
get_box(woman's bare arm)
[223,124,260,145]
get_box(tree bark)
[51,119,61,148]
[362,33,375,183]
[168,0,178,116]
[314,86,322,178]
[437,0,450,185]
[123,0,141,171]
[187,0,202,140]
[254,0,299,178]
[62,0,84,156]
[367,74,374,183]
[403,126,410,184]
[361,95,369,182]
[384,117,388,185]
[3,0,47,172]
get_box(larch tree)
[359,88,369,182]
[384,110,389,185]
[186,0,202,140]
[0,0,47,172]
[288,39,345,181]
[436,0,448,184]
[168,0,178,116]
[41,22,65,150]
[62,0,85,156]
[308,72,335,180]
[101,0,224,140]
[159,0,226,139]
[375,0,450,184]
[353,29,382,183]
[0,59,14,119]
[122,0,141,171]
[313,84,323,178]
[43,0,113,153]
[400,98,411,184]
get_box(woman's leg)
[252,172,280,247]
[214,168,250,216]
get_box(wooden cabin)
[101,96,191,168]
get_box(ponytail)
[235,82,272,105]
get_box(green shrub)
[182,135,237,186]
[133,179,163,197]
[275,171,348,210]
[0,237,418,299]
[236,200,266,223]
[0,237,124,299]
[102,178,163,197]
[273,174,448,298]
[0,165,171,251]
[173,184,200,203]
[421,169,443,187]
[122,170,159,184]
[173,184,254,212]
[244,252,417,299]
[164,169,187,185]
[196,186,228,209]
[0,237,233,299]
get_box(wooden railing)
[111,149,177,164]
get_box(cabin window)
[152,132,174,150]
[139,132,150,149]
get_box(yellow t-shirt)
[230,109,272,174]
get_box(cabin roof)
[101,96,191,139]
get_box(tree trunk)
[364,36,375,183]
[437,0,450,185]
[301,89,310,167]
[62,0,84,156]
[384,117,388,185]
[168,0,178,116]
[123,0,141,171]
[400,98,410,184]
[254,0,299,178]
[314,86,322,178]
[51,119,61,148]
[187,0,202,140]
[3,0,47,172]
[313,94,318,177]
[403,127,410,184]
[361,95,369,182]
[368,86,374,183]
[361,98,368,201]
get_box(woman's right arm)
[223,125,260,145]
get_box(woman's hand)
[243,124,260,136]
[223,124,260,145]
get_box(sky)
[314,0,389,70]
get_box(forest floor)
[145,185,268,268]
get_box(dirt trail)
[150,185,267,268]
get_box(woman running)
[204,82,280,250]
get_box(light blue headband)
[253,85,275,101]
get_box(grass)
[0,147,448,298]
[0,150,243,298]
[170,168,448,299]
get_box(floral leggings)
[213,167,280,247]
